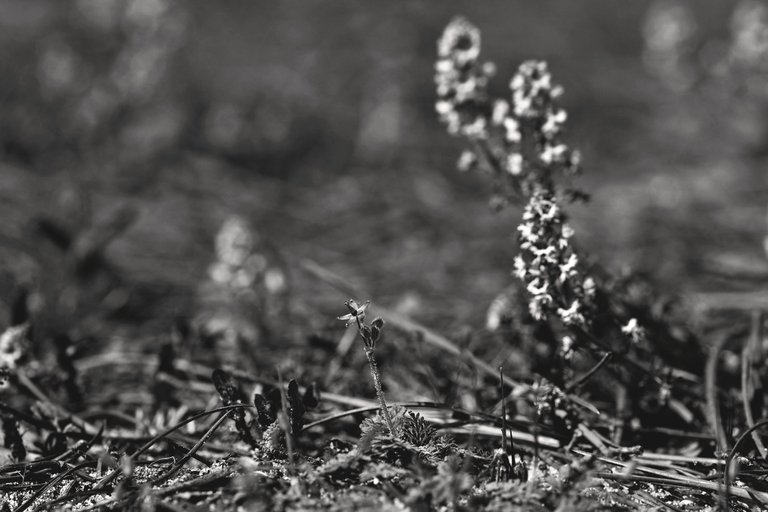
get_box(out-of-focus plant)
[197,216,289,369]
[435,18,583,211]
[641,0,698,92]
[728,0,768,97]
[642,0,768,145]
[30,0,189,176]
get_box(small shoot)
[211,369,259,448]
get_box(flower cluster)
[210,216,268,290]
[513,190,594,326]
[435,17,495,139]
[435,19,582,205]
[209,216,286,296]
[493,61,581,181]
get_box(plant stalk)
[365,348,395,436]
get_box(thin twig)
[153,410,232,485]
[14,461,92,512]
[92,404,250,491]
[706,335,730,454]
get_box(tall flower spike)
[508,60,581,178]
[514,189,593,326]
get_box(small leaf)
[287,379,305,435]
[253,393,275,429]
[370,318,385,344]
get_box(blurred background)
[0,0,766,339]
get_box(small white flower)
[559,253,579,282]
[0,324,28,370]
[337,299,371,327]
[486,291,512,331]
[513,255,527,279]
[531,245,557,263]
[503,117,521,143]
[542,109,566,138]
[435,100,453,115]
[529,296,551,320]
[621,317,645,344]
[526,278,549,297]
[540,144,567,165]
[583,277,596,298]
[454,77,479,102]
[435,58,453,74]
[461,116,488,139]
[537,200,559,222]
[557,300,585,326]
[561,335,575,359]
[517,221,538,243]
[457,150,477,172]
[492,100,509,125]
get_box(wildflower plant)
[436,18,655,351]
[435,18,698,435]
[198,215,289,367]
[338,299,395,437]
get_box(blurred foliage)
[0,0,765,333]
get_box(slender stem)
[365,348,395,436]
[742,311,768,460]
